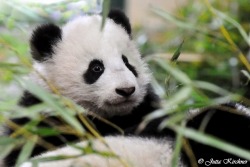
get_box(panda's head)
[30,10,151,117]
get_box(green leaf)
[16,137,37,166]
[171,41,184,62]
[171,121,186,167]
[29,154,86,164]
[211,7,250,46]
[0,144,16,159]
[0,136,20,145]
[15,103,50,118]
[101,0,110,30]
[159,113,186,130]
[171,125,250,161]
[0,62,29,74]
[193,80,230,96]
[241,70,250,85]
[152,58,192,85]
[30,127,60,137]
[16,78,85,134]
[145,86,192,122]
[151,6,195,30]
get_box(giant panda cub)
[2,9,250,167]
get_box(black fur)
[30,24,62,62]
[122,55,138,77]
[19,91,41,107]
[83,59,105,84]
[108,9,132,36]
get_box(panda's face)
[31,11,151,117]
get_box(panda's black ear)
[108,9,131,36]
[30,24,62,62]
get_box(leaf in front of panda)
[193,81,230,96]
[0,137,25,159]
[152,58,192,85]
[171,121,186,167]
[145,86,192,121]
[0,62,29,76]
[0,144,16,159]
[16,136,37,166]
[241,70,250,85]
[101,0,110,30]
[170,124,250,161]
[15,78,85,135]
[29,127,61,137]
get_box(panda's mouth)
[105,99,134,107]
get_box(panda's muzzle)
[115,87,135,97]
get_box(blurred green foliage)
[136,0,250,95]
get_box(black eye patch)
[122,55,138,77]
[83,59,105,84]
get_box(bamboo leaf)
[0,136,20,145]
[145,86,192,122]
[171,121,186,167]
[0,144,16,159]
[241,70,250,84]
[171,40,184,62]
[16,137,37,166]
[211,7,250,46]
[171,125,250,160]
[151,6,195,30]
[16,78,85,134]
[101,0,110,30]
[151,58,192,85]
[193,80,230,96]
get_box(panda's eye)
[92,65,103,73]
[84,59,105,84]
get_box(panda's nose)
[116,87,135,97]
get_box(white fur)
[20,136,185,167]
[32,15,151,117]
